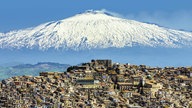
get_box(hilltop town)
[0,60,192,108]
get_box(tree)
[67,66,79,72]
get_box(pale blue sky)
[0,0,192,32]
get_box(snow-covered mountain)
[0,10,192,50]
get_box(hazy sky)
[0,0,192,32]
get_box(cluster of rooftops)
[0,59,192,107]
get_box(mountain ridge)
[0,62,70,80]
[0,10,192,50]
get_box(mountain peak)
[0,10,192,50]
[65,10,118,22]
[82,10,114,16]
[84,10,104,14]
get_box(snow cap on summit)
[0,10,192,50]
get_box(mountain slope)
[0,62,70,80]
[0,10,192,50]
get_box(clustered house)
[0,59,192,107]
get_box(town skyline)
[1,59,192,107]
